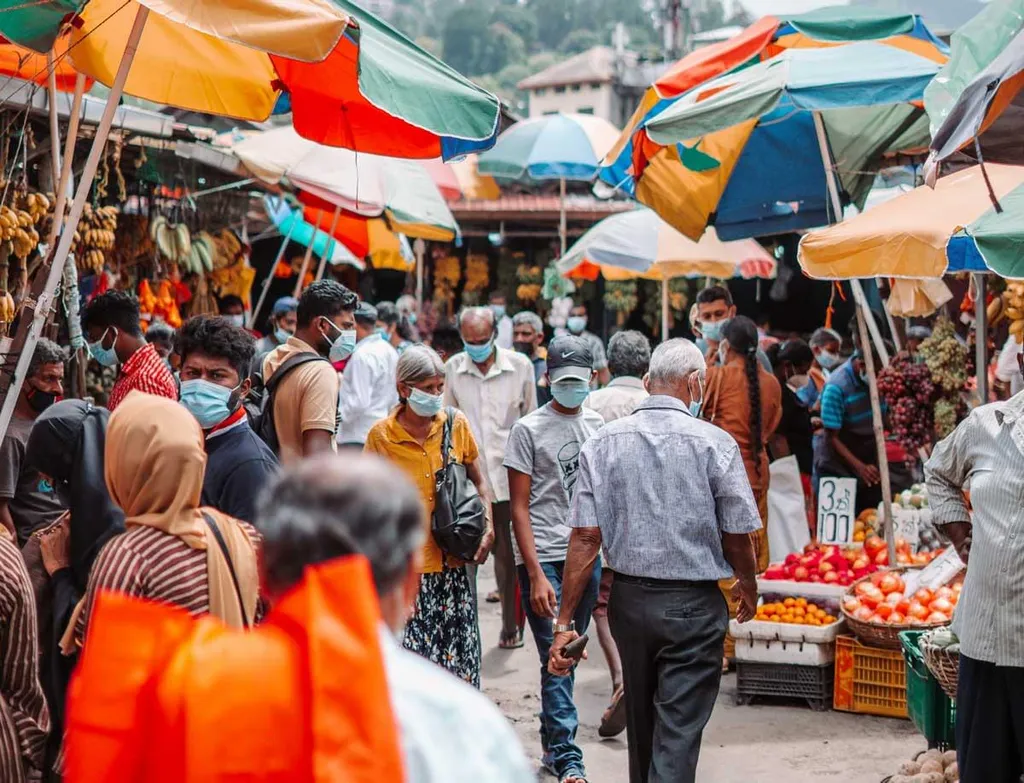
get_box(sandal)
[485,589,501,603]
[598,685,626,738]
[499,628,524,649]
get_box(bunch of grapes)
[918,316,969,395]
[878,355,935,463]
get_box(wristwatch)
[553,622,575,633]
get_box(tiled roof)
[518,47,625,90]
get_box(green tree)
[490,4,538,49]
[559,28,602,54]
[441,2,492,75]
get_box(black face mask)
[513,340,534,356]
[25,385,58,414]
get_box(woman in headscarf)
[23,400,124,778]
[74,392,261,647]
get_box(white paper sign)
[903,547,965,597]
[817,477,857,545]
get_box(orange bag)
[65,557,404,783]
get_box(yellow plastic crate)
[833,635,908,718]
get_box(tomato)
[927,611,950,624]
[896,599,911,615]
[863,535,886,559]
[913,588,935,605]
[869,572,886,587]
[888,612,906,625]
[929,598,955,615]
[879,574,904,595]
[855,581,877,597]
[843,597,861,614]
[907,601,929,621]
[935,587,955,601]
[869,613,887,624]
[852,558,870,571]
[859,588,883,610]
[874,550,890,566]
[853,606,874,621]
[874,603,893,620]
[884,592,903,606]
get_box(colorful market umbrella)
[0,0,501,159]
[0,36,90,91]
[477,112,620,253]
[266,196,365,270]
[600,7,947,239]
[557,207,775,338]
[797,165,1024,280]
[925,0,1024,176]
[421,155,500,202]
[638,43,942,241]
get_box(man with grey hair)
[257,453,533,783]
[0,338,67,543]
[585,330,650,424]
[548,338,761,783]
[512,310,551,405]
[445,306,537,648]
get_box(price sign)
[903,547,965,597]
[817,477,857,545]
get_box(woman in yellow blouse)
[365,345,493,687]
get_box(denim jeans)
[518,560,601,778]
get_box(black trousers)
[608,576,728,783]
[957,654,1024,782]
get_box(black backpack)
[245,352,330,455]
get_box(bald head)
[257,454,425,599]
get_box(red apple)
[793,566,809,581]
[809,573,822,583]
[785,553,800,566]
[764,565,786,580]
[823,571,840,583]
[819,561,835,574]
[874,550,889,566]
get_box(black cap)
[546,335,594,382]
[354,301,378,324]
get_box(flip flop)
[499,629,524,649]
[598,685,626,738]
[485,589,501,603]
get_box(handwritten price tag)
[817,478,857,546]
[903,548,965,597]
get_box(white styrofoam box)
[730,618,846,645]
[733,636,835,666]
[757,578,848,602]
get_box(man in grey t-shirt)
[504,336,604,783]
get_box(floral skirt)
[402,566,481,689]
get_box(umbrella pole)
[661,277,670,341]
[314,204,342,282]
[47,73,86,250]
[559,177,567,257]
[293,209,323,298]
[45,52,61,193]
[249,218,297,329]
[414,238,425,313]
[0,5,149,446]
[975,272,988,402]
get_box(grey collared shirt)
[584,376,648,423]
[567,395,762,581]
[926,394,1024,666]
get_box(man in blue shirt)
[177,316,279,523]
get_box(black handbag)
[432,407,487,562]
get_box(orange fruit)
[784,597,796,607]
[824,615,836,624]
[796,598,808,608]
[769,614,781,623]
[807,603,818,614]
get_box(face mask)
[88,327,119,368]
[463,337,494,364]
[795,380,818,407]
[859,371,870,385]
[180,378,240,430]
[321,319,357,362]
[551,379,590,409]
[377,327,390,341]
[701,318,730,343]
[274,327,292,344]
[491,304,506,321]
[408,387,443,418]
[688,374,704,417]
[566,316,587,335]
[407,312,418,326]
[816,350,840,370]
[513,340,534,356]
[25,384,58,414]
[786,373,810,392]
[225,314,245,329]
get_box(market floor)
[477,562,923,782]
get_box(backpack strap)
[265,352,329,394]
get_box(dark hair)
[431,325,462,359]
[218,294,245,312]
[257,454,425,597]
[296,280,358,328]
[607,330,650,378]
[28,338,67,378]
[175,315,256,381]
[722,315,763,478]
[696,285,733,308]
[145,322,175,347]
[82,290,142,337]
[777,339,814,369]
[376,301,399,326]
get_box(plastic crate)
[833,635,908,718]
[735,661,833,711]
[734,636,835,666]
[899,631,956,750]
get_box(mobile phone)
[562,633,589,662]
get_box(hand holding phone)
[561,633,589,662]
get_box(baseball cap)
[272,296,299,316]
[354,301,378,324]
[546,335,594,382]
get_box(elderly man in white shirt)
[445,306,537,648]
[586,330,651,423]
[337,302,398,446]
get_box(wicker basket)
[840,569,950,650]
[921,640,960,700]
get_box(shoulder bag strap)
[265,353,327,395]
[441,407,456,468]
[702,367,725,424]
[201,512,250,629]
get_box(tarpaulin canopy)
[638,43,941,241]
[265,196,365,269]
[300,193,413,269]
[0,36,92,91]
[556,207,775,282]
[925,0,1024,174]
[797,165,1024,279]
[0,0,501,159]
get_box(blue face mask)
[491,304,506,321]
[408,387,443,418]
[701,318,730,343]
[180,378,240,430]
[274,327,292,345]
[225,314,245,329]
[377,327,390,341]
[794,379,818,407]
[551,380,590,409]
[817,350,840,370]
[322,319,357,363]
[566,316,587,335]
[463,337,495,364]
[88,327,119,368]
[688,374,704,417]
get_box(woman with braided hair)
[702,315,782,667]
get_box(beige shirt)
[584,376,648,423]
[262,336,339,465]
[443,347,537,502]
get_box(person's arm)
[302,429,335,456]
[925,414,976,564]
[722,533,757,622]
[300,364,340,457]
[508,468,557,618]
[521,363,538,416]
[0,435,21,539]
[465,457,494,564]
[711,445,762,621]
[820,384,879,485]
[0,500,14,540]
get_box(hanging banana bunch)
[72,203,118,275]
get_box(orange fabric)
[272,39,442,159]
[0,37,92,92]
[64,556,403,783]
[302,203,370,257]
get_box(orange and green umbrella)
[0,35,91,91]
